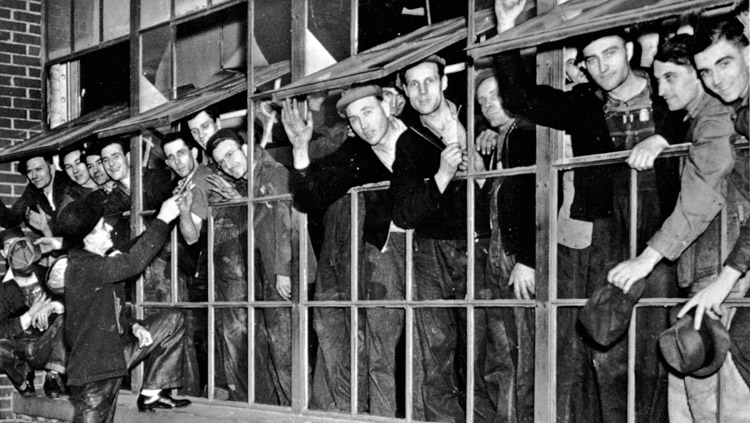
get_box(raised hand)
[495,0,527,32]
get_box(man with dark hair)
[0,155,83,236]
[391,54,508,422]
[185,106,221,151]
[62,146,98,196]
[678,11,750,393]
[610,33,749,422]
[204,128,294,405]
[49,196,191,421]
[82,141,116,194]
[494,1,686,421]
[0,226,67,398]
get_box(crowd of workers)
[0,1,747,422]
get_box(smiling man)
[62,147,98,195]
[0,155,83,236]
[607,34,749,422]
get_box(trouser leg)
[124,309,186,390]
[70,377,122,423]
[365,234,406,417]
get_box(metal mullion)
[627,168,638,423]
[294,209,310,413]
[170,227,179,302]
[247,7,256,401]
[405,229,414,422]
[350,190,360,416]
[350,0,358,56]
[207,212,216,401]
[465,48,477,423]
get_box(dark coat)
[64,219,170,386]
[0,171,84,235]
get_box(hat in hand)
[659,306,730,377]
[56,199,104,247]
[579,278,647,347]
[6,237,42,277]
[45,256,67,295]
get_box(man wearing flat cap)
[281,82,425,417]
[0,226,67,398]
[49,195,191,421]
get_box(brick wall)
[0,0,42,213]
[0,1,42,418]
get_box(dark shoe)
[43,372,66,398]
[137,391,192,412]
[15,371,35,397]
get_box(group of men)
[0,2,748,423]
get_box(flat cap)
[336,85,382,118]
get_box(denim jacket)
[647,92,749,289]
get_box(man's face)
[85,154,112,186]
[85,218,113,252]
[694,39,749,103]
[164,139,198,178]
[25,157,54,190]
[63,150,92,188]
[477,77,513,128]
[100,144,130,183]
[403,62,446,116]
[583,36,633,92]
[212,139,247,180]
[564,47,588,85]
[382,87,405,117]
[654,60,702,112]
[345,96,391,146]
[187,111,220,149]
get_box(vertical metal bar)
[70,0,75,52]
[627,170,637,423]
[246,0,256,405]
[292,210,309,413]
[290,0,308,80]
[40,0,48,131]
[130,132,145,392]
[424,0,432,25]
[405,229,414,422]
[350,0,358,56]
[467,0,476,48]
[170,228,179,302]
[534,1,561,419]
[129,0,140,117]
[350,190,360,416]
[465,42,477,423]
[207,212,216,400]
[170,24,177,100]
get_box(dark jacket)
[0,171,84,235]
[64,219,170,386]
[490,119,536,268]
[726,94,750,275]
[727,219,750,274]
[0,279,30,340]
[493,53,684,222]
[290,136,394,250]
[391,123,492,240]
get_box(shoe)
[137,391,192,412]
[43,372,66,398]
[15,371,35,397]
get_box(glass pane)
[556,307,599,421]
[46,0,71,59]
[254,307,292,406]
[175,0,207,17]
[73,0,100,51]
[140,27,172,112]
[213,203,249,302]
[140,0,170,30]
[214,307,248,401]
[103,0,129,41]
[186,308,209,398]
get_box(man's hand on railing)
[627,135,669,171]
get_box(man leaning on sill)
[493,1,687,421]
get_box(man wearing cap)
[0,155,84,237]
[61,146,99,197]
[0,226,67,398]
[393,55,511,422]
[494,2,687,421]
[52,196,191,420]
[281,83,426,417]
[204,128,295,404]
[606,33,750,422]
